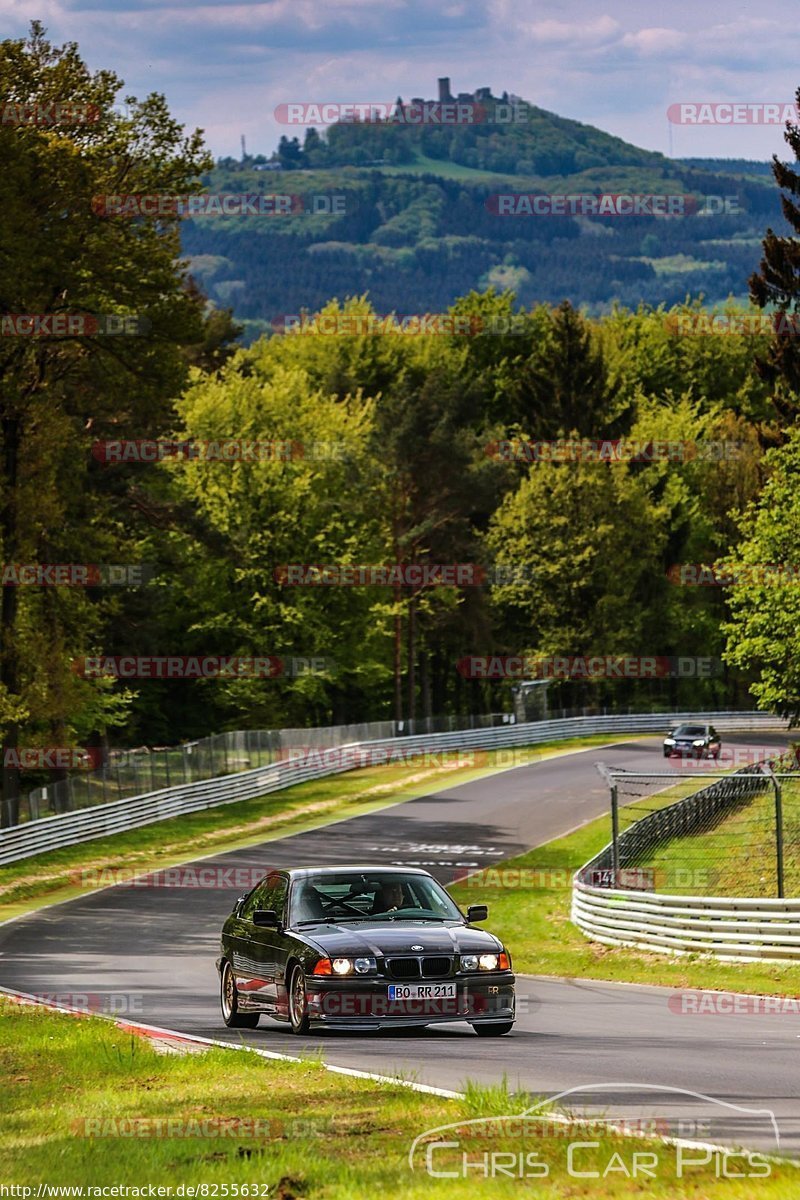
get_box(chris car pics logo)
[408,1083,777,1181]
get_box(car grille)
[386,956,453,980]
[421,956,452,978]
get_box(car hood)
[296,920,502,957]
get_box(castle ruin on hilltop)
[400,78,522,109]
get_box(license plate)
[388,983,456,1000]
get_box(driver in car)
[372,881,406,913]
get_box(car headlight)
[332,958,353,975]
[461,951,511,972]
[353,957,376,975]
[693,740,705,747]
[664,738,675,745]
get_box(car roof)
[283,865,434,879]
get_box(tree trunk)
[407,595,416,728]
[420,642,432,723]
[0,414,21,827]
[393,598,403,724]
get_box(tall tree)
[0,23,211,822]
[749,85,800,420]
[505,301,622,438]
[722,430,800,721]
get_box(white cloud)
[516,15,620,46]
[3,0,799,158]
[621,27,687,57]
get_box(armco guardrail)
[22,717,491,823]
[0,710,784,866]
[572,753,800,963]
[572,887,800,962]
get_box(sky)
[6,0,799,161]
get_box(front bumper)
[305,972,516,1029]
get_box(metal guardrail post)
[762,762,785,899]
[595,762,619,875]
[610,783,619,875]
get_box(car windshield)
[290,872,463,924]
[673,725,707,736]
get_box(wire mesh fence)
[589,745,800,898]
[19,712,523,825]
[15,703,779,830]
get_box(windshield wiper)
[295,915,370,924]
[361,914,448,922]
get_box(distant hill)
[676,158,778,178]
[182,82,787,339]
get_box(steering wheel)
[321,899,365,917]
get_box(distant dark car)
[217,865,515,1036]
[663,723,722,758]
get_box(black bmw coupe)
[217,865,515,1035]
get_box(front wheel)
[472,1021,514,1037]
[288,963,311,1034]
[220,960,259,1029]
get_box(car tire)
[288,963,311,1035]
[472,1021,514,1036]
[220,960,259,1029]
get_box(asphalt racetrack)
[2,732,798,1155]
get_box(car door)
[240,871,290,1015]
[229,879,273,1012]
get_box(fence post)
[596,763,619,876]
[763,763,784,899]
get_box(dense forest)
[4,29,800,820]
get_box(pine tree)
[749,86,800,420]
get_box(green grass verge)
[1,998,795,1194]
[449,794,800,997]
[632,781,800,898]
[0,735,623,924]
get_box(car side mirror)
[467,904,488,923]
[253,909,280,928]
